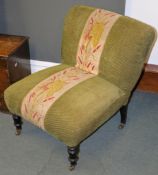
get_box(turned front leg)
[12,115,23,135]
[119,104,128,129]
[67,145,80,170]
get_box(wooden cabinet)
[0,34,31,112]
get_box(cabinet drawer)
[8,56,30,83]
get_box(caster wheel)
[118,123,125,129]
[69,165,76,171]
[15,129,21,135]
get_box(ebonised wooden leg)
[12,115,23,135]
[119,104,128,129]
[67,145,80,171]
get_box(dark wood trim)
[137,64,158,93]
[119,104,128,129]
[144,64,158,73]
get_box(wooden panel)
[0,34,30,113]
[0,59,9,112]
[0,97,8,112]
[0,34,28,57]
[0,68,10,112]
[145,64,158,73]
[137,64,158,93]
[0,68,10,93]
[0,59,7,68]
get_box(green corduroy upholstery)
[4,64,70,116]
[44,76,126,146]
[4,5,156,148]
[99,16,156,92]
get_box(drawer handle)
[14,62,18,67]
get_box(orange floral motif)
[21,67,94,129]
[76,9,120,74]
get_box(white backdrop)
[125,0,158,65]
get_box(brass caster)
[15,129,21,135]
[69,165,76,171]
[118,123,125,129]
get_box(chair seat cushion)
[4,64,70,115]
[4,64,126,146]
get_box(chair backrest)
[61,5,156,93]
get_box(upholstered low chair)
[4,5,156,170]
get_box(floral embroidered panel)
[75,9,120,74]
[21,67,95,129]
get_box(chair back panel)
[61,6,156,92]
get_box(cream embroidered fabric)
[75,9,120,74]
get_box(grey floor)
[0,91,158,175]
